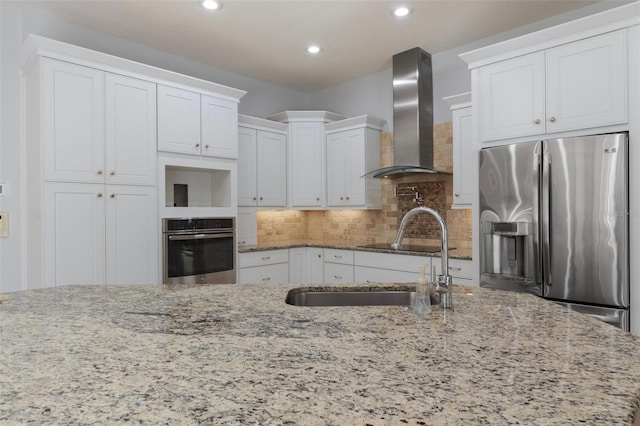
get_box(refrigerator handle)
[541,151,552,287]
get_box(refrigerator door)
[543,133,628,308]
[479,141,542,295]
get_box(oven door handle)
[168,233,232,241]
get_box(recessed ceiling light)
[393,6,412,17]
[202,0,222,11]
[307,45,321,54]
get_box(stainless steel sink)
[285,286,435,307]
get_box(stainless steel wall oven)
[162,217,236,284]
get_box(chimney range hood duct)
[365,47,448,178]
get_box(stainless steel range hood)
[365,47,448,178]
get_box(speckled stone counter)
[1,283,639,425]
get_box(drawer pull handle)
[334,276,342,279]
[448,267,462,271]
[262,277,271,282]
[334,255,342,259]
[262,256,271,260]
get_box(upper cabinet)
[444,92,473,208]
[42,58,157,186]
[268,111,345,208]
[325,116,384,209]
[158,85,239,159]
[475,30,628,142]
[238,115,287,207]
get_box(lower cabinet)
[323,249,354,284]
[238,249,289,284]
[42,182,158,287]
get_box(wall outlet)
[0,211,8,237]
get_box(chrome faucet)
[391,206,453,309]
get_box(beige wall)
[256,123,472,251]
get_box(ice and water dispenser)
[480,221,536,289]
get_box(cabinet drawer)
[239,263,289,284]
[447,258,473,280]
[354,266,418,284]
[238,249,289,268]
[323,249,354,265]
[355,251,429,273]
[324,263,354,284]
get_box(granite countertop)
[1,283,639,424]
[238,243,473,260]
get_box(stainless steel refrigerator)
[479,133,629,331]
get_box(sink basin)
[285,286,436,307]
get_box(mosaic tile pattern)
[395,181,447,239]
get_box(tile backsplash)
[256,122,472,252]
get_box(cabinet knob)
[317,254,322,258]
[253,197,257,201]
[110,171,115,176]
[97,170,103,175]
[346,197,350,201]
[316,197,320,201]
[195,143,200,148]
[97,193,103,198]
[340,197,344,200]
[110,194,115,198]
[534,119,541,125]
[455,193,460,197]
[205,144,209,149]
[549,117,556,122]
[259,197,263,201]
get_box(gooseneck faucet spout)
[392,206,453,309]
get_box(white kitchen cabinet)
[158,86,239,159]
[355,267,418,284]
[354,251,428,284]
[289,247,307,283]
[201,95,238,159]
[323,249,354,284]
[443,92,473,208]
[42,59,105,183]
[288,121,325,207]
[157,85,201,155]
[268,111,345,209]
[105,185,158,285]
[238,115,287,207]
[477,30,627,142]
[237,207,257,247]
[325,116,384,209]
[105,73,157,186]
[307,247,325,284]
[238,249,289,284]
[430,257,475,286]
[43,182,158,287]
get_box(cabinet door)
[289,247,307,283]
[307,247,324,284]
[546,30,627,133]
[452,107,473,207]
[157,85,201,155]
[105,185,158,285]
[238,127,258,206]
[43,59,104,183]
[326,132,348,206]
[237,207,257,247]
[478,52,545,142]
[256,131,287,207]
[355,266,418,284]
[324,263,354,284]
[345,129,366,206]
[289,122,324,207]
[201,95,238,159]
[105,74,157,186]
[43,182,106,287]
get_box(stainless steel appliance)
[479,133,629,330]
[162,217,236,284]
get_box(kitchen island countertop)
[1,283,639,424]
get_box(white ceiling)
[9,0,622,92]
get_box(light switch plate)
[0,211,8,237]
